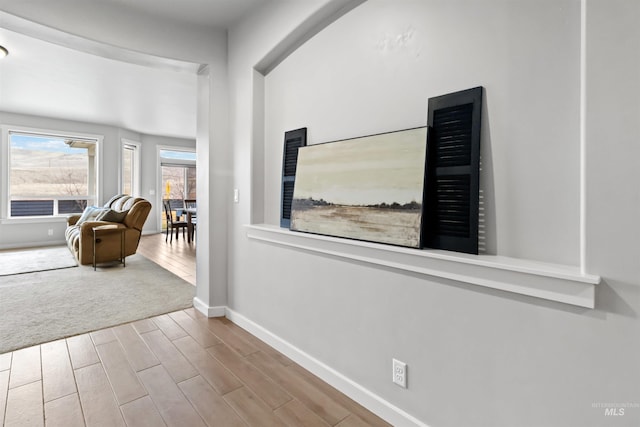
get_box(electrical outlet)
[393,358,407,388]
[234,189,239,203]
[47,229,54,236]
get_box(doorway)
[159,148,196,232]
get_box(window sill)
[0,216,69,225]
[245,224,600,308]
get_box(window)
[7,130,99,217]
[160,149,196,200]
[159,148,196,231]
[122,140,140,196]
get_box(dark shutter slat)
[282,181,295,220]
[283,136,303,176]
[281,128,307,227]
[432,174,471,238]
[423,87,482,254]
[432,103,474,167]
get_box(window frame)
[156,145,196,231]
[121,139,141,197]
[1,125,103,221]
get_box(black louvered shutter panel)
[280,128,307,227]
[423,87,482,254]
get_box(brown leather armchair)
[65,195,151,265]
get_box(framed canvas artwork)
[290,127,428,248]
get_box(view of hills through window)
[9,132,97,216]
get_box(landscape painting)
[290,127,428,248]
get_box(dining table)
[183,207,196,243]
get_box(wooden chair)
[183,199,197,242]
[163,200,188,243]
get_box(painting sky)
[293,127,427,206]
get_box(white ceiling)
[102,0,266,29]
[0,26,198,139]
[0,0,267,32]
[0,0,269,139]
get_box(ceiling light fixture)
[0,46,8,58]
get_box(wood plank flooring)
[137,232,196,285]
[0,309,390,426]
[0,234,391,426]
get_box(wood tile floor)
[137,232,196,285]
[0,235,391,426]
[0,308,390,426]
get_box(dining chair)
[183,199,197,242]
[163,199,188,243]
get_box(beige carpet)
[0,253,194,354]
[0,246,77,276]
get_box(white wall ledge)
[246,224,600,308]
[0,216,68,225]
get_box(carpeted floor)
[0,253,194,354]
[0,246,77,276]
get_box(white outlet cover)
[393,358,407,388]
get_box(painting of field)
[291,205,422,246]
[290,127,427,248]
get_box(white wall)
[0,111,195,249]
[229,1,640,426]
[263,0,581,265]
[228,0,343,306]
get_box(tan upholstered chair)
[65,195,151,265]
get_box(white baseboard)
[192,297,225,317]
[225,307,429,427]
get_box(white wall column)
[194,57,232,317]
